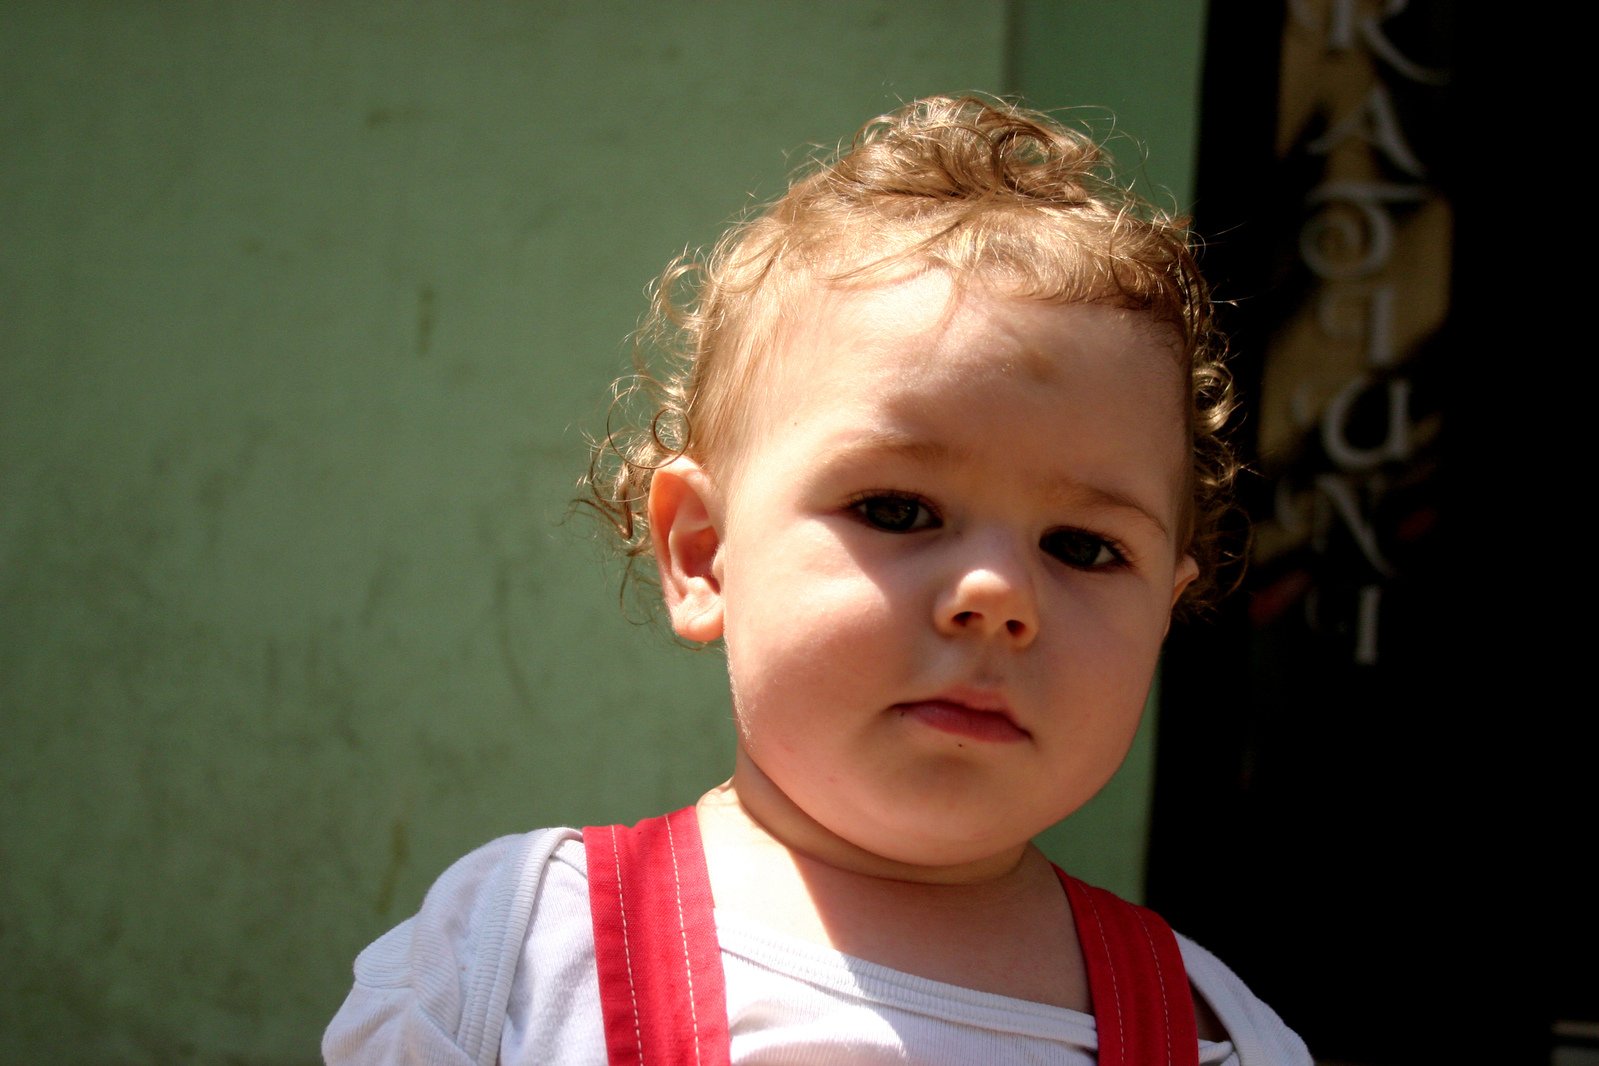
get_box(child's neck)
[695,758,1091,1012]
[708,750,1032,885]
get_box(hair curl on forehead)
[582,94,1241,612]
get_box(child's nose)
[934,544,1039,647]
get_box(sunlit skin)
[649,271,1200,1012]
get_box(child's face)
[655,272,1198,875]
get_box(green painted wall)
[0,3,1203,1060]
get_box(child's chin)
[829,818,1039,880]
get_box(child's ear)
[1165,554,1200,635]
[649,457,726,642]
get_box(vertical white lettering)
[1300,181,1427,279]
[1317,284,1396,366]
[1321,375,1412,471]
[1308,83,1426,176]
[1314,473,1396,576]
[1354,584,1382,664]
[1291,0,1448,84]
[1282,0,1449,664]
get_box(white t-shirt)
[325,829,1311,1066]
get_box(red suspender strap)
[584,808,732,1066]
[1057,868,1200,1066]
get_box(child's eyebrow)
[1066,484,1171,538]
[823,429,955,468]
[821,429,1172,537]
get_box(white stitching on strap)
[664,813,704,1066]
[1132,907,1175,1066]
[1079,888,1125,1061]
[611,825,645,1066]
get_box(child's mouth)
[894,699,1030,743]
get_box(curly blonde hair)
[583,94,1240,609]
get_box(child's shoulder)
[323,827,594,1065]
[1175,933,1312,1064]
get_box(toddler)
[325,95,1310,1065]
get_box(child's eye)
[849,494,940,533]
[1040,528,1125,570]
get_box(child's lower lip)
[896,701,1029,743]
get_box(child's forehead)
[722,276,1186,475]
[701,268,1190,490]
[767,270,1183,390]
